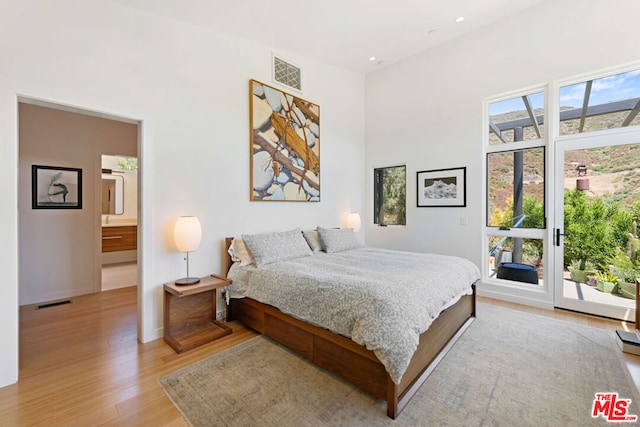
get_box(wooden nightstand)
[163,274,232,353]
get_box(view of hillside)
[487,72,640,303]
[488,108,640,224]
[489,107,640,145]
[488,105,640,301]
[564,144,640,207]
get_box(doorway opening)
[18,97,142,352]
[101,154,138,291]
[554,138,639,320]
[553,67,640,321]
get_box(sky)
[489,69,640,116]
[560,69,640,108]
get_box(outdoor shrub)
[564,190,618,269]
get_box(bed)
[223,228,480,419]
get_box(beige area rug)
[158,303,640,426]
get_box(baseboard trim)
[477,288,555,310]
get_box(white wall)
[364,0,640,300]
[0,0,365,387]
[121,171,138,220]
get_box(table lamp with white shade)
[346,212,361,233]
[174,216,202,286]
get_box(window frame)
[485,146,547,230]
[373,164,406,227]
[483,85,548,290]
[555,65,640,138]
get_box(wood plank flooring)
[101,262,137,291]
[1,288,638,426]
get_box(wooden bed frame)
[224,237,476,419]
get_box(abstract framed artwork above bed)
[249,79,320,202]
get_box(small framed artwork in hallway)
[31,164,82,209]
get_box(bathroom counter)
[102,221,138,227]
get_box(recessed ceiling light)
[455,16,465,23]
[369,56,377,61]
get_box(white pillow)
[303,229,323,252]
[317,226,363,253]
[242,228,312,267]
[228,237,254,266]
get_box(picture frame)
[249,79,320,202]
[32,165,83,209]
[417,167,466,207]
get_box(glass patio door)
[553,133,639,321]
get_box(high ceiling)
[113,0,544,74]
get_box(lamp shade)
[174,216,202,252]
[346,212,361,233]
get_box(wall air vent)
[273,54,302,92]
[36,299,72,310]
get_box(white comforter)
[227,247,481,384]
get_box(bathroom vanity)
[102,224,137,253]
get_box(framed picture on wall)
[32,165,83,209]
[249,79,320,202]
[417,167,466,207]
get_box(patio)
[562,278,635,312]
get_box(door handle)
[555,228,569,246]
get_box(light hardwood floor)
[1,289,638,426]
[101,262,137,291]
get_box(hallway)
[102,262,137,291]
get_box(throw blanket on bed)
[227,247,481,384]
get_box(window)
[374,165,406,226]
[488,91,544,145]
[487,235,544,284]
[116,156,137,171]
[559,68,640,135]
[487,91,546,230]
[485,88,547,287]
[487,147,545,229]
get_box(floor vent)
[36,300,72,310]
[273,54,302,92]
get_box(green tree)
[489,195,544,262]
[117,157,138,171]
[521,196,545,229]
[382,167,406,225]
[610,208,632,249]
[563,190,618,269]
[522,196,545,261]
[489,195,544,229]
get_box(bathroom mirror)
[101,174,124,215]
